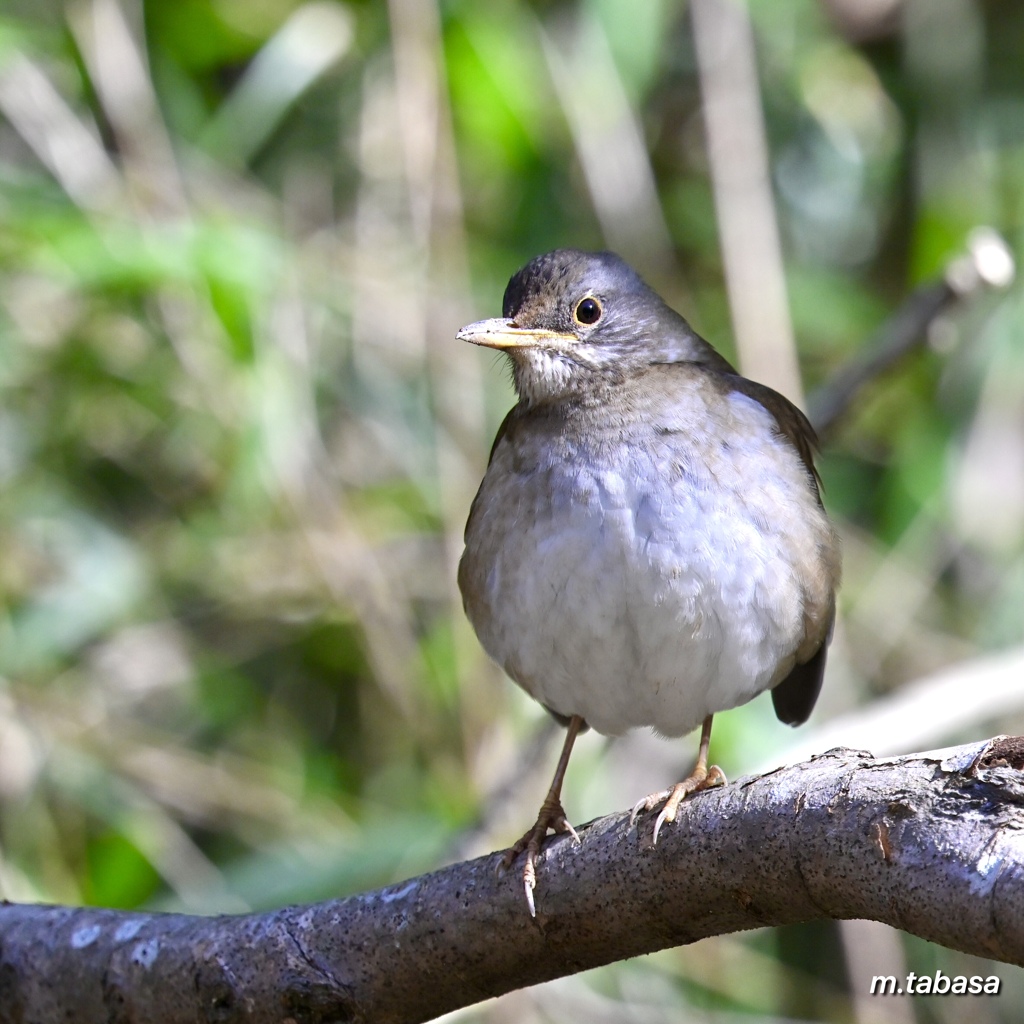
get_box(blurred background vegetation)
[1,0,1023,1019]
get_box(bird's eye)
[574,296,602,326]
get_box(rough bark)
[2,737,1023,1024]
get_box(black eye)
[574,296,602,326]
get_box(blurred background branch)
[1,0,1023,1020]
[810,226,1015,437]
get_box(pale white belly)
[462,422,825,738]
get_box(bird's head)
[457,250,722,405]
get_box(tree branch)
[2,737,1023,1023]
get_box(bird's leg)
[504,714,584,916]
[630,714,726,843]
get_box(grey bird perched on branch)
[457,250,841,914]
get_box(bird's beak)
[457,318,574,350]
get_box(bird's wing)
[672,366,832,724]
[461,405,519,547]
[770,608,834,725]
[727,375,833,723]
[723,375,824,504]
[486,406,518,466]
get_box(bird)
[457,249,841,915]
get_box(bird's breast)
[459,385,836,737]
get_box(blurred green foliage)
[1,0,1023,1019]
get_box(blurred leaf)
[85,830,161,909]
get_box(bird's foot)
[630,764,727,844]
[503,797,581,917]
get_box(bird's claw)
[630,789,671,828]
[523,853,537,917]
[652,802,677,845]
[633,764,727,844]
[504,800,579,917]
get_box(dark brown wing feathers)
[725,375,823,503]
[718,372,831,724]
